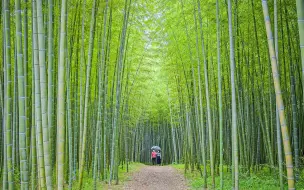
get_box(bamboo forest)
[1,0,304,189]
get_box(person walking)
[151,150,157,165]
[156,150,161,165]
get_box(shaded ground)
[123,166,189,190]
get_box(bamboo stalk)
[261,1,295,189]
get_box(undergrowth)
[172,164,304,190]
[70,162,144,190]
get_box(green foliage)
[70,162,144,190]
[173,164,304,190]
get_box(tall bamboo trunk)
[261,1,295,189]
[57,0,67,188]
[2,31,8,188]
[4,0,14,188]
[274,0,283,188]
[227,0,238,188]
[94,2,108,186]
[283,1,299,181]
[48,0,54,167]
[32,0,47,188]
[216,0,223,188]
[167,86,178,163]
[192,1,207,187]
[36,0,52,188]
[31,68,37,190]
[110,0,131,182]
[79,0,97,187]
[23,0,30,161]
[78,0,86,167]
[196,1,215,187]
[15,0,29,188]
[296,0,304,110]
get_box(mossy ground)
[172,164,304,190]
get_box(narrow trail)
[123,166,189,190]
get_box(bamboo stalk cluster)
[0,0,304,190]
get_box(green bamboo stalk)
[23,0,30,161]
[67,38,73,190]
[2,51,8,188]
[261,1,295,189]
[4,0,14,188]
[73,66,78,180]
[93,57,103,189]
[197,1,215,187]
[79,0,97,187]
[102,0,110,180]
[12,59,17,171]
[94,1,108,188]
[57,0,67,188]
[216,0,223,188]
[110,0,131,182]
[273,3,284,187]
[179,0,201,179]
[193,3,207,187]
[48,0,54,167]
[31,64,37,190]
[296,0,304,110]
[167,85,178,164]
[227,0,238,188]
[103,49,109,180]
[262,93,275,167]
[15,0,29,187]
[283,1,299,181]
[276,105,284,190]
[103,9,112,177]
[36,0,52,188]
[32,0,47,188]
[79,0,87,166]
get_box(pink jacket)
[151,152,157,158]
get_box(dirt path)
[123,166,189,190]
